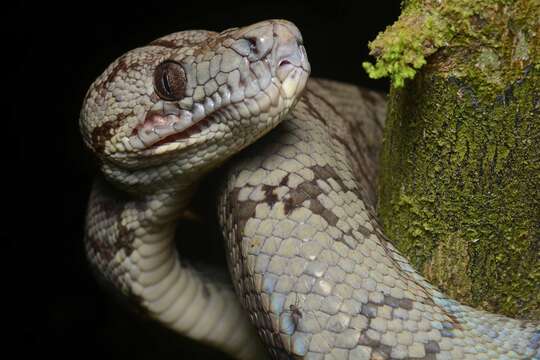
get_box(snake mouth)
[150,115,213,148]
[125,108,219,155]
[125,66,309,155]
[125,98,219,153]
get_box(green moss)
[373,0,540,319]
[363,0,540,88]
[362,6,449,87]
[379,66,540,319]
[423,234,473,304]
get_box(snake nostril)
[246,37,258,53]
[279,59,291,67]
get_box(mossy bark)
[375,0,540,320]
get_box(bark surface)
[368,0,539,319]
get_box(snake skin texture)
[220,78,540,360]
[80,20,540,360]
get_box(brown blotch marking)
[321,209,339,227]
[262,185,278,207]
[282,165,350,230]
[283,189,310,215]
[279,173,290,186]
[309,194,339,226]
[308,198,325,215]
[310,163,333,179]
[87,182,132,263]
[360,329,401,360]
[106,58,128,84]
[283,197,294,215]
[298,181,323,198]
[311,164,349,192]
[237,199,258,221]
[150,39,180,48]
[236,200,258,240]
[86,180,144,311]
[230,187,258,244]
[96,57,129,94]
[289,190,308,206]
[91,112,130,153]
[293,173,344,227]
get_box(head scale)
[80,20,310,192]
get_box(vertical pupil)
[163,71,172,94]
[154,61,185,100]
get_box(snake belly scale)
[80,20,540,359]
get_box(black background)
[19,1,401,358]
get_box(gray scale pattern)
[220,79,540,360]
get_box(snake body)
[80,20,540,359]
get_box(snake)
[79,20,539,359]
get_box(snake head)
[80,19,310,190]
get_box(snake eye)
[154,61,186,101]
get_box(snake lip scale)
[80,19,539,360]
[140,56,298,150]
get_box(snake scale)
[80,20,540,359]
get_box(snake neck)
[85,178,191,300]
[85,177,267,359]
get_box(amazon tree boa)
[79,20,540,359]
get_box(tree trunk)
[366,0,539,319]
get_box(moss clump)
[362,0,540,88]
[362,7,450,87]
